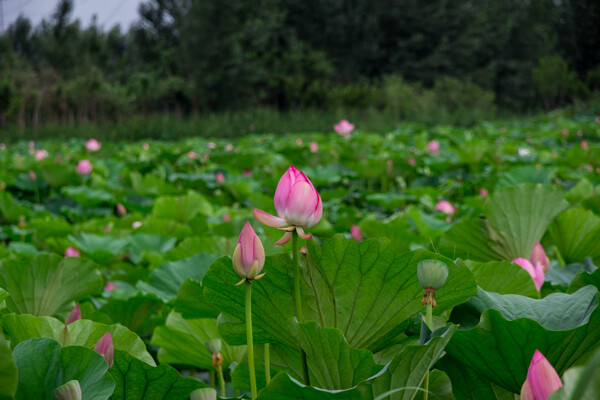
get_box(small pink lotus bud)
[0,143,5,150]
[143,142,150,150]
[216,172,225,184]
[76,160,93,175]
[299,246,307,253]
[207,142,217,149]
[94,331,114,368]
[596,116,600,123]
[202,152,209,161]
[480,188,489,197]
[222,213,231,222]
[310,141,318,153]
[232,221,266,284]
[225,143,234,152]
[577,130,583,137]
[28,141,35,148]
[28,170,37,181]
[427,140,440,153]
[520,350,562,400]
[85,139,101,152]
[243,169,253,177]
[64,247,81,258]
[530,242,550,272]
[408,158,416,166]
[562,129,569,137]
[188,151,199,159]
[435,201,455,215]
[296,138,303,145]
[253,165,322,245]
[512,258,544,291]
[386,159,393,174]
[35,149,48,160]
[104,224,112,232]
[104,282,116,291]
[65,305,81,325]
[116,203,127,216]
[581,140,588,150]
[334,120,354,138]
[351,225,362,241]
[132,221,142,229]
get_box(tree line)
[0,0,598,129]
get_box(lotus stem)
[292,231,310,385]
[265,343,271,385]
[423,296,433,400]
[246,282,257,399]
[217,364,226,397]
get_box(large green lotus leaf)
[39,164,80,187]
[412,370,453,400]
[256,372,369,399]
[548,208,600,264]
[483,183,569,260]
[151,311,246,371]
[98,293,163,334]
[568,266,600,293]
[0,192,29,224]
[166,236,236,260]
[13,337,114,400]
[290,320,382,390]
[438,217,507,262]
[203,236,477,352]
[0,340,17,399]
[174,278,220,319]
[0,253,103,316]
[110,350,206,400]
[67,233,129,263]
[445,286,600,393]
[127,234,177,265]
[546,259,596,287]
[1,314,155,366]
[152,190,212,222]
[62,186,116,208]
[548,347,600,400]
[359,215,417,252]
[136,217,193,240]
[495,165,556,190]
[136,252,219,302]
[465,260,538,297]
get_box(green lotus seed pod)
[54,380,82,400]
[190,388,217,400]
[417,260,449,289]
[205,338,222,354]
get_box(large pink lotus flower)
[85,139,102,152]
[435,200,455,215]
[64,247,81,258]
[232,221,266,285]
[94,331,114,368]
[334,120,355,138]
[76,160,93,175]
[65,305,81,325]
[35,149,48,160]
[351,225,363,241]
[530,242,550,273]
[513,258,545,291]
[520,350,562,400]
[253,165,322,245]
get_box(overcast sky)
[2,0,145,31]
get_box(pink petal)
[513,258,543,291]
[65,305,81,325]
[296,227,312,240]
[530,242,550,272]
[274,166,295,215]
[253,209,288,228]
[94,332,114,368]
[285,180,319,226]
[274,231,293,245]
[238,221,256,270]
[525,350,562,399]
[351,225,362,241]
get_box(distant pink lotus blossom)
[530,242,550,272]
[28,170,37,181]
[94,332,114,368]
[243,170,253,177]
[386,159,393,174]
[310,141,318,153]
[207,142,217,149]
[334,120,355,138]
[596,116,600,123]
[143,142,150,150]
[64,247,81,257]
[225,143,234,152]
[435,200,455,215]
[28,141,35,149]
[577,130,583,137]
[188,151,199,159]
[105,282,116,291]
[299,247,307,254]
[581,140,588,150]
[35,149,48,160]
[85,138,101,152]
[408,158,416,166]
[512,258,544,291]
[223,213,231,222]
[480,188,489,197]
[104,224,113,232]
[216,172,225,184]
[351,225,363,241]
[116,203,127,216]
[0,143,5,150]
[427,140,440,155]
[520,350,562,400]
[132,221,142,229]
[561,129,569,137]
[65,305,81,325]
[76,160,93,175]
[202,153,209,161]
[296,138,303,145]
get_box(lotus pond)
[1,116,600,400]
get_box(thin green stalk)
[292,231,310,385]
[424,297,433,400]
[217,365,226,397]
[211,370,216,389]
[246,282,258,399]
[264,343,271,385]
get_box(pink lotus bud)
[581,140,588,150]
[116,203,127,216]
[480,188,489,197]
[28,141,35,148]
[202,152,209,161]
[299,246,307,253]
[253,165,323,245]
[386,159,393,174]
[85,139,101,152]
[520,350,562,400]
[596,116,600,123]
[35,149,48,160]
[132,221,142,229]
[216,172,225,184]
[222,213,231,222]
[530,242,550,272]
[512,258,545,291]
[232,221,266,283]
[310,141,318,153]
[435,201,455,215]
[64,247,81,258]
[351,225,362,241]
[0,143,5,150]
[28,170,37,181]
[577,130,583,137]
[76,160,93,175]
[427,140,440,153]
[94,331,114,368]
[104,224,112,232]
[188,151,199,159]
[207,142,217,149]
[56,155,63,164]
[334,120,355,138]
[243,169,253,177]
[296,138,303,145]
[225,143,234,152]
[65,305,81,325]
[143,142,150,150]
[408,158,416,166]
[104,282,116,291]
[561,129,569,137]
